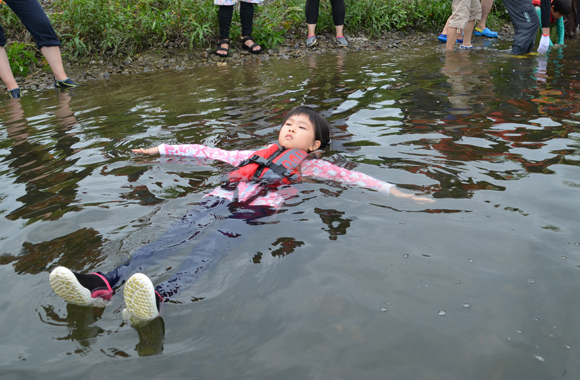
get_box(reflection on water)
[1,39,580,378]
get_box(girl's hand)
[132,147,159,155]
[408,195,435,204]
[387,187,435,204]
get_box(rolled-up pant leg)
[3,0,61,48]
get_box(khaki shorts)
[449,0,482,29]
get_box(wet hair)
[281,106,332,149]
[553,0,571,16]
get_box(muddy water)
[1,39,580,379]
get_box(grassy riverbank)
[0,0,511,75]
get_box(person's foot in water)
[50,266,113,307]
[122,273,163,326]
[54,78,79,89]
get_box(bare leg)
[447,27,460,50]
[463,19,476,46]
[441,18,451,35]
[0,47,19,90]
[307,23,316,36]
[40,46,68,81]
[335,25,344,37]
[476,0,493,30]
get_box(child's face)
[278,113,321,152]
[552,6,563,19]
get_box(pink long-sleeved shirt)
[159,144,393,208]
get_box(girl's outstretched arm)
[302,159,434,204]
[132,147,159,155]
[132,144,258,166]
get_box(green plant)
[6,42,38,76]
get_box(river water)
[1,38,579,379]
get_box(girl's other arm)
[303,159,434,204]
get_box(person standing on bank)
[0,0,78,99]
[215,0,262,57]
[305,0,348,47]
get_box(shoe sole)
[50,266,93,306]
[123,273,158,326]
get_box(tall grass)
[51,0,219,55]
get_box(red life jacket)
[225,143,308,187]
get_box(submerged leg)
[101,197,231,288]
[50,197,230,306]
[154,203,275,301]
[121,202,275,326]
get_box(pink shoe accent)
[336,36,344,38]
[91,288,113,301]
[155,291,164,315]
[307,35,316,38]
[89,272,114,301]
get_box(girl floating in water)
[49,106,434,326]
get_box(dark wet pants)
[502,0,540,55]
[0,0,61,48]
[564,0,580,39]
[101,196,275,301]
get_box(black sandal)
[241,36,261,54]
[216,39,230,57]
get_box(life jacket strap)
[239,153,292,180]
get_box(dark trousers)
[0,0,61,48]
[219,2,255,40]
[502,0,540,55]
[305,0,346,26]
[564,0,580,39]
[101,197,275,301]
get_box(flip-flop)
[474,27,498,38]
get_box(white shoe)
[49,266,111,308]
[122,273,160,326]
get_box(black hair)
[553,0,571,16]
[281,106,332,149]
